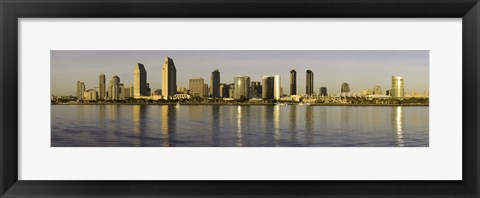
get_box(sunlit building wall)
[83,89,98,101]
[189,78,204,97]
[162,57,177,98]
[391,76,405,98]
[133,63,147,98]
[99,74,106,100]
[234,76,250,99]
[306,70,314,95]
[273,75,281,100]
[76,81,85,100]
[111,75,120,100]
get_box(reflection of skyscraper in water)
[132,105,145,146]
[305,106,314,144]
[273,105,280,145]
[289,105,297,143]
[392,106,405,146]
[236,106,243,146]
[160,105,172,147]
[211,105,220,146]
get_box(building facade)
[99,74,106,100]
[133,63,147,98]
[189,78,205,97]
[290,69,297,95]
[76,81,85,100]
[211,69,220,97]
[306,70,314,95]
[391,75,405,98]
[162,57,177,99]
[110,76,120,100]
[234,76,250,100]
[83,89,98,101]
[320,87,328,96]
[262,76,275,100]
[341,82,350,93]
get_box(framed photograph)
[1,0,479,197]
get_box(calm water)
[51,105,429,147]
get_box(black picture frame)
[1,0,479,197]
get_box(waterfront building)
[124,87,131,98]
[386,89,391,96]
[110,76,120,100]
[341,82,350,93]
[220,83,229,98]
[262,76,274,100]
[274,75,281,100]
[391,76,405,98]
[211,69,220,97]
[204,84,209,97]
[228,83,235,98]
[133,63,147,98]
[306,70,314,95]
[162,57,177,98]
[83,89,98,101]
[290,69,297,95]
[250,81,261,98]
[320,87,327,96]
[189,78,205,97]
[234,76,251,99]
[99,74,106,100]
[146,83,151,96]
[130,84,134,98]
[76,81,85,100]
[119,83,125,100]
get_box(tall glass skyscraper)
[211,69,220,97]
[234,76,250,100]
[262,76,274,100]
[99,74,105,100]
[162,57,177,99]
[306,70,314,95]
[111,76,120,100]
[76,81,85,100]
[133,63,147,98]
[391,76,405,98]
[290,69,297,95]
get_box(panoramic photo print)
[51,50,429,147]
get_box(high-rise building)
[320,87,328,96]
[124,87,131,98]
[203,84,209,97]
[130,84,134,98]
[162,57,177,99]
[211,69,220,97]
[273,75,281,100]
[189,78,205,97]
[76,81,85,100]
[133,63,147,98]
[262,76,274,100]
[99,74,106,100]
[83,89,98,101]
[119,83,125,100]
[234,76,250,99]
[219,83,229,98]
[146,83,151,96]
[341,82,350,93]
[110,76,120,100]
[290,69,297,95]
[306,70,314,95]
[391,76,405,98]
[228,83,235,98]
[250,81,261,98]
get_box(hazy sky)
[51,50,429,96]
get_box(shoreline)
[52,103,429,107]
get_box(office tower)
[99,74,106,100]
[273,75,281,100]
[290,69,297,95]
[234,76,251,99]
[204,84,209,97]
[107,79,112,99]
[83,89,98,101]
[189,78,205,97]
[391,76,405,98]
[250,81,261,98]
[262,76,275,100]
[111,76,120,100]
[119,83,125,100]
[124,87,130,98]
[146,83,151,96]
[133,63,147,98]
[162,57,177,98]
[228,83,235,98]
[306,70,314,95]
[76,81,85,100]
[219,83,229,98]
[130,84,134,98]
[341,82,350,93]
[320,87,328,96]
[211,69,220,97]
[372,85,382,95]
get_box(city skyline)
[51,50,429,96]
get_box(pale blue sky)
[51,50,429,96]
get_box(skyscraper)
[262,76,274,100]
[391,76,405,98]
[320,87,328,96]
[341,82,350,93]
[234,76,250,100]
[211,69,220,97]
[111,75,120,100]
[203,84,209,97]
[189,78,205,97]
[76,81,85,100]
[219,83,229,98]
[162,57,177,99]
[99,74,105,100]
[250,81,261,98]
[290,69,297,95]
[133,63,147,98]
[273,75,281,100]
[306,70,314,95]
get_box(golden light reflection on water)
[393,106,404,147]
[161,105,170,147]
[132,105,142,146]
[273,105,280,145]
[236,105,243,146]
